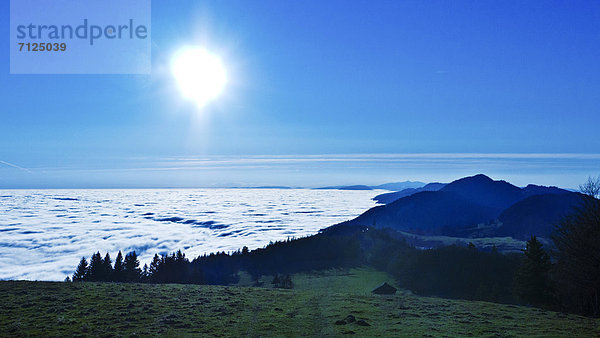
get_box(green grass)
[1,268,598,336]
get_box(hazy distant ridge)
[374,182,447,204]
[316,181,425,191]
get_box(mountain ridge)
[315,181,426,191]
[342,174,585,240]
[374,182,446,204]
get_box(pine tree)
[514,236,552,307]
[124,251,141,282]
[148,253,161,282]
[102,252,113,281]
[72,257,88,281]
[87,252,104,281]
[176,249,185,262]
[141,264,149,282]
[113,251,125,282]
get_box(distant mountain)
[316,181,425,191]
[248,186,293,189]
[342,174,585,239]
[439,175,573,210]
[225,186,295,189]
[339,185,373,190]
[521,184,571,196]
[374,183,446,204]
[348,190,499,234]
[316,185,372,190]
[371,181,426,191]
[440,174,524,210]
[496,193,584,239]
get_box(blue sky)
[1,0,599,188]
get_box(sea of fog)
[0,189,383,281]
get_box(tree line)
[70,222,518,303]
[71,251,142,282]
[70,228,363,285]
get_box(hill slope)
[349,191,499,234]
[496,193,584,239]
[1,269,598,336]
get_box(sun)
[171,47,227,108]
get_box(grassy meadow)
[1,268,598,336]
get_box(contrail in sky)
[0,160,33,173]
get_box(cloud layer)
[0,188,381,281]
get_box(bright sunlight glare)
[171,47,227,108]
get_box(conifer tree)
[73,257,88,281]
[514,236,552,307]
[124,251,141,282]
[113,251,125,282]
[176,249,185,262]
[141,264,149,282]
[102,252,113,281]
[87,252,104,281]
[148,253,161,281]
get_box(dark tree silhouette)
[123,251,141,282]
[392,243,520,303]
[102,252,113,281]
[272,274,293,289]
[148,253,160,279]
[271,274,280,286]
[69,226,524,306]
[87,252,104,281]
[141,264,149,281]
[580,176,600,199]
[514,236,552,307]
[72,257,88,281]
[113,251,125,282]
[552,193,600,316]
